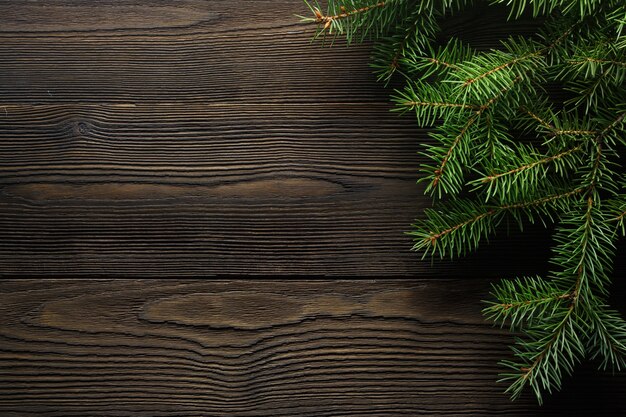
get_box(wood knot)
[69,119,91,137]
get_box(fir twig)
[304,0,626,404]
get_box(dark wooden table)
[1,1,625,415]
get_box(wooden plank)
[2,2,625,415]
[0,102,423,275]
[0,2,527,105]
[0,279,624,416]
[0,1,553,276]
[0,1,385,105]
[0,102,555,276]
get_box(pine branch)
[500,187,585,211]
[483,146,582,182]
[501,306,584,404]
[371,11,439,82]
[402,38,475,79]
[521,108,598,137]
[392,80,479,126]
[312,1,387,31]
[502,189,618,403]
[411,187,584,259]
[568,57,626,68]
[492,0,614,18]
[556,35,626,111]
[472,143,585,201]
[424,76,524,196]
[400,101,477,111]
[304,0,626,404]
[584,304,626,371]
[501,111,626,399]
[607,195,626,235]
[451,24,576,104]
[301,0,418,43]
[484,276,573,330]
[429,114,478,193]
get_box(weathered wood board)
[0,0,552,277]
[0,280,625,416]
[1,1,625,415]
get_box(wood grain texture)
[2,3,626,415]
[0,279,624,416]
[0,0,551,276]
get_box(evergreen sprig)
[302,0,626,404]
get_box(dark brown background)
[0,1,625,415]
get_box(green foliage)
[302,0,626,404]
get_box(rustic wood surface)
[1,1,626,415]
[0,0,552,277]
[0,279,625,416]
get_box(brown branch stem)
[427,209,495,244]
[402,101,479,110]
[568,57,626,68]
[433,76,521,187]
[463,25,574,88]
[521,108,597,136]
[427,57,459,70]
[426,188,584,246]
[314,2,386,30]
[482,145,583,183]
[499,292,573,311]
